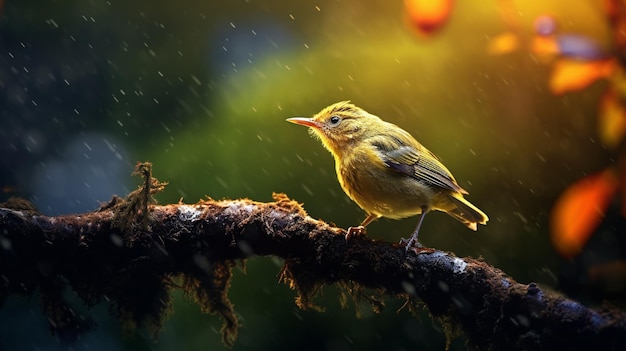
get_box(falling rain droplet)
[110,233,123,247]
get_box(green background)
[0,1,616,350]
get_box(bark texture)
[0,163,625,350]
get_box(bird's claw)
[345,226,366,240]
[400,237,423,252]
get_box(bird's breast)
[335,148,435,219]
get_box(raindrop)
[110,233,123,247]
[215,176,229,189]
[451,294,473,315]
[292,308,303,321]
[47,19,59,28]
[514,314,530,328]
[301,184,313,196]
[193,254,211,273]
[190,75,201,85]
[437,280,449,293]
[237,240,253,256]
[401,280,416,295]
[0,236,12,250]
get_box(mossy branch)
[0,162,625,350]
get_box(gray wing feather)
[371,135,467,194]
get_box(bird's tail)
[445,194,489,231]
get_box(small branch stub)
[0,162,624,350]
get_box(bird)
[286,101,488,250]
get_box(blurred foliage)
[0,0,624,350]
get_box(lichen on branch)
[1,162,625,350]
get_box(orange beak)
[286,117,322,129]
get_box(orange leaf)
[405,0,453,36]
[531,36,560,56]
[487,32,520,55]
[599,88,626,148]
[549,58,615,95]
[551,170,619,258]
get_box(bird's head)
[287,101,379,155]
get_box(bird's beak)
[286,117,321,129]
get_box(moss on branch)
[0,162,625,350]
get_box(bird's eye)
[329,115,341,125]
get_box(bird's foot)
[400,237,423,252]
[402,214,425,253]
[345,226,366,240]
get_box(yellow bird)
[287,101,488,249]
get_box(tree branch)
[1,163,625,350]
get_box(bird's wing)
[370,134,468,194]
